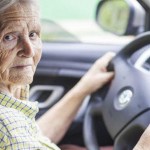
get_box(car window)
[39,0,134,44]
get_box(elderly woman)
[0,0,135,150]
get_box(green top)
[0,92,60,150]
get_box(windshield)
[39,0,134,44]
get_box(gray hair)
[0,0,39,13]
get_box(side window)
[39,0,139,44]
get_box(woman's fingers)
[95,52,116,69]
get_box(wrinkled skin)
[0,2,42,98]
[0,2,114,150]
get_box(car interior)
[30,0,150,149]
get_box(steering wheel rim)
[84,31,150,150]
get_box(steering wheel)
[84,32,150,150]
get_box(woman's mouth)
[12,65,32,69]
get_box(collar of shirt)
[0,92,39,119]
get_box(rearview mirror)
[96,0,145,35]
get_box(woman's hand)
[133,125,150,150]
[74,52,115,96]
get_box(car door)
[31,42,124,146]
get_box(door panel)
[30,42,123,146]
[31,42,122,117]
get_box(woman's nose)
[18,37,35,57]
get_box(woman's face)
[0,2,42,86]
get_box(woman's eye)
[3,34,16,42]
[29,32,38,40]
